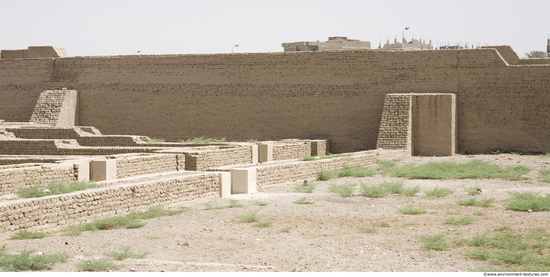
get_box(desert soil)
[2,154,550,272]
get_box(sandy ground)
[2,154,550,272]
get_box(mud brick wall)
[0,163,79,194]
[311,139,330,156]
[376,94,412,151]
[255,149,406,191]
[1,48,549,153]
[77,135,150,146]
[0,139,78,155]
[112,154,182,179]
[0,172,220,238]
[8,127,82,139]
[272,141,311,161]
[185,147,252,171]
[29,90,78,127]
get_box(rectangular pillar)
[412,93,456,156]
[258,143,273,163]
[250,144,258,164]
[231,168,257,194]
[90,160,117,181]
[218,172,231,198]
[74,162,90,182]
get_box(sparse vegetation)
[279,227,292,233]
[328,182,356,197]
[236,209,262,223]
[539,169,550,183]
[398,206,427,214]
[246,139,258,143]
[539,153,550,158]
[180,137,226,143]
[358,227,376,233]
[76,257,122,271]
[504,192,550,211]
[380,160,530,180]
[400,185,421,197]
[10,228,50,240]
[293,197,315,205]
[256,201,268,206]
[444,216,475,225]
[295,180,316,193]
[359,182,390,198]
[205,200,244,210]
[252,221,273,228]
[64,205,187,235]
[419,233,449,250]
[317,167,335,181]
[320,153,353,159]
[490,148,522,155]
[300,155,318,161]
[424,187,453,200]
[103,246,149,260]
[464,185,482,196]
[457,198,495,207]
[0,249,70,271]
[337,165,376,178]
[16,180,100,198]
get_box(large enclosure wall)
[0,48,549,153]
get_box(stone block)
[258,143,273,163]
[217,172,231,198]
[250,144,258,164]
[74,162,90,182]
[90,160,116,181]
[231,168,257,194]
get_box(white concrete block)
[231,168,257,194]
[74,162,90,182]
[217,172,231,198]
[258,143,273,163]
[250,144,258,164]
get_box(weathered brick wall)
[0,48,549,153]
[0,172,220,239]
[376,94,412,151]
[113,154,181,179]
[184,147,252,171]
[272,141,311,161]
[29,90,77,127]
[0,163,79,194]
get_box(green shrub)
[424,187,453,200]
[252,221,272,228]
[398,206,427,214]
[10,228,50,240]
[103,246,149,260]
[204,200,243,210]
[380,181,404,194]
[300,155,318,161]
[295,180,316,193]
[328,182,356,197]
[377,159,397,173]
[505,192,550,211]
[0,249,70,271]
[464,185,482,196]
[16,180,100,198]
[127,205,190,219]
[401,185,421,197]
[359,182,390,198]
[76,257,122,271]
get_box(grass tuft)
[147,138,165,143]
[180,137,226,143]
[252,221,273,228]
[317,167,335,181]
[279,227,292,233]
[76,257,122,271]
[236,209,262,223]
[359,182,390,198]
[358,227,377,233]
[205,200,244,210]
[424,187,453,200]
[0,249,70,271]
[419,234,449,250]
[295,180,316,193]
[103,246,149,260]
[337,165,376,178]
[328,182,356,197]
[16,180,100,198]
[505,192,550,211]
[464,185,482,196]
[300,155,318,161]
[539,169,550,183]
[457,198,495,207]
[293,197,315,205]
[398,206,427,214]
[444,216,475,225]
[401,185,421,197]
[10,228,50,240]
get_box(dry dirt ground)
[2,154,550,272]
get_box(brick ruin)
[0,45,548,238]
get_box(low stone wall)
[185,147,253,171]
[272,141,311,161]
[112,153,183,179]
[0,172,221,239]
[0,163,80,194]
[256,149,407,191]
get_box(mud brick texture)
[0,163,80,194]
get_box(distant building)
[439,45,464,50]
[282,37,371,52]
[382,38,432,50]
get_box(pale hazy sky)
[1,0,549,58]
